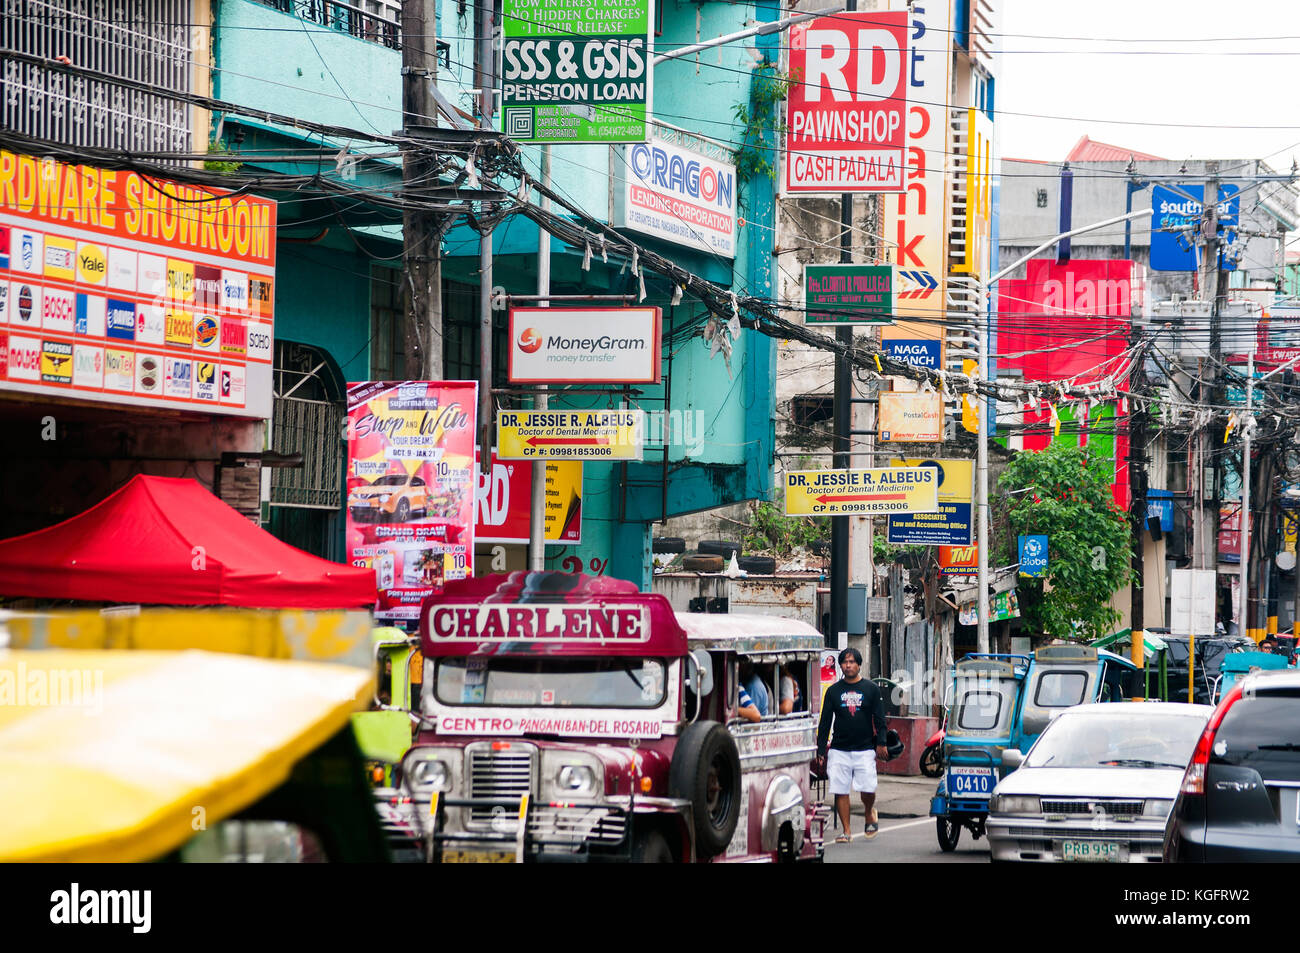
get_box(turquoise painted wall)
[213,1,402,134]
[274,243,377,381]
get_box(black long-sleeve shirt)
[817,678,888,756]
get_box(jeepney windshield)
[948,675,1019,737]
[434,657,667,709]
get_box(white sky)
[997,0,1300,168]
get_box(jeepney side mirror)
[688,649,714,697]
[1001,749,1024,770]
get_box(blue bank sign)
[1018,534,1048,578]
[1150,185,1239,272]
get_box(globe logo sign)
[518,327,542,354]
[1019,534,1049,578]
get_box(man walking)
[816,647,888,842]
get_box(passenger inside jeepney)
[738,661,768,722]
[779,662,803,714]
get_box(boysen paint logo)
[518,327,542,353]
[194,315,219,349]
[40,339,72,383]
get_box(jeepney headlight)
[990,795,1040,815]
[1142,798,1173,817]
[557,764,597,796]
[411,758,451,792]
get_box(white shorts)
[827,749,877,795]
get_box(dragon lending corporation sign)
[617,137,737,258]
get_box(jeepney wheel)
[936,816,961,852]
[669,721,741,859]
[631,830,674,863]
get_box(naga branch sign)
[785,10,909,193]
[783,466,938,516]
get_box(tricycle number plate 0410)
[1061,840,1121,863]
[947,766,994,798]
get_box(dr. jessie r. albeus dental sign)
[784,466,938,516]
[501,0,652,144]
[785,10,909,193]
[0,150,275,417]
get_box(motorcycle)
[919,726,944,778]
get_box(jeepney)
[376,571,829,863]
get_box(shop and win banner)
[346,381,478,622]
[500,0,652,143]
[0,150,276,417]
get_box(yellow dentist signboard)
[784,467,939,516]
[497,410,643,460]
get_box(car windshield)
[434,657,667,708]
[1024,711,1206,768]
[373,476,408,486]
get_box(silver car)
[986,703,1212,863]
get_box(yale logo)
[77,243,107,284]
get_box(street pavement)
[819,774,992,863]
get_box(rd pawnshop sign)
[784,466,938,516]
[508,307,660,384]
[500,0,652,144]
[785,11,908,194]
[497,409,644,460]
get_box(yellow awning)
[0,649,372,862]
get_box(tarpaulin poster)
[346,380,478,622]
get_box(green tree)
[997,444,1131,641]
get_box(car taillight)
[1181,682,1244,795]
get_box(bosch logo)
[518,327,543,353]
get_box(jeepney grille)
[465,744,536,825]
[529,807,627,846]
[1041,799,1143,817]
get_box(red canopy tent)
[0,475,376,609]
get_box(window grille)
[251,0,402,50]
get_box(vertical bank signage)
[785,10,909,193]
[880,0,951,366]
[0,150,276,416]
[508,306,661,384]
[346,381,479,622]
[500,0,652,144]
[616,138,737,257]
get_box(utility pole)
[828,0,856,648]
[401,0,444,379]
[476,0,496,475]
[1129,321,1147,666]
[528,146,551,571]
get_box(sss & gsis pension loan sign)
[785,10,908,193]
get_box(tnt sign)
[785,11,908,193]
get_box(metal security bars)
[253,0,401,50]
[1,0,194,159]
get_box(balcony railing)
[255,0,402,50]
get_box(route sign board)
[783,466,939,516]
[497,410,643,461]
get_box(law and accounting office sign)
[1149,184,1239,272]
[785,10,908,193]
[805,264,893,325]
[886,457,973,545]
[0,150,276,417]
[500,0,652,144]
[784,466,938,517]
[508,307,660,384]
[1018,534,1048,578]
[615,138,737,257]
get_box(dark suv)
[1164,670,1300,861]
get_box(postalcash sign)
[429,604,649,642]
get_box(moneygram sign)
[500,0,652,144]
[508,307,661,384]
[617,138,737,257]
[785,10,908,193]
